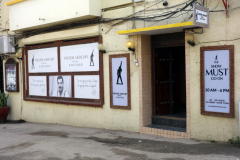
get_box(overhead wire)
[13,0,240,38]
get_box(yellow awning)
[6,0,24,6]
[118,21,195,35]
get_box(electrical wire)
[11,0,240,39]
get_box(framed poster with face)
[5,58,19,92]
[49,75,72,98]
[109,54,131,110]
[200,45,234,118]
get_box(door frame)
[138,33,191,139]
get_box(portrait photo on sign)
[49,76,72,98]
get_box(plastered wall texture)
[134,0,194,29]
[2,0,140,132]
[2,0,240,141]
[101,0,132,9]
[190,1,240,141]
[3,57,22,120]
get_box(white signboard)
[196,9,208,24]
[112,57,128,106]
[193,4,209,28]
[74,75,100,99]
[60,43,99,72]
[28,47,58,73]
[29,76,47,96]
[204,50,230,113]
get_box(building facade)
[1,0,239,142]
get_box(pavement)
[0,122,240,160]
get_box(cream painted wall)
[2,2,140,132]
[1,1,21,120]
[2,0,240,140]
[101,0,132,9]
[134,0,194,29]
[1,0,10,33]
[21,25,100,45]
[8,0,101,31]
[19,44,139,132]
[190,0,240,141]
[3,56,22,120]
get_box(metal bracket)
[1,55,10,60]
[222,0,228,17]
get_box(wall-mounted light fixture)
[16,52,22,60]
[126,41,135,54]
[185,34,195,46]
[97,44,106,53]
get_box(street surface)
[0,122,240,160]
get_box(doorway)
[154,46,186,118]
[151,32,186,130]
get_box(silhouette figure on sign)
[31,55,35,69]
[116,61,123,85]
[215,55,218,60]
[90,49,94,66]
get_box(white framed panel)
[28,47,58,73]
[60,43,99,72]
[29,76,47,96]
[201,45,234,118]
[112,57,128,106]
[193,4,209,28]
[74,75,100,99]
[204,50,230,113]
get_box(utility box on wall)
[0,36,15,54]
[9,0,101,32]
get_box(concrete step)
[145,124,186,133]
[152,116,186,128]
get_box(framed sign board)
[200,45,234,118]
[28,47,58,73]
[29,76,47,96]
[193,3,209,29]
[60,43,99,72]
[74,75,100,99]
[109,54,131,110]
[5,58,19,92]
[23,37,104,107]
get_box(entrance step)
[145,124,186,133]
[152,116,186,128]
